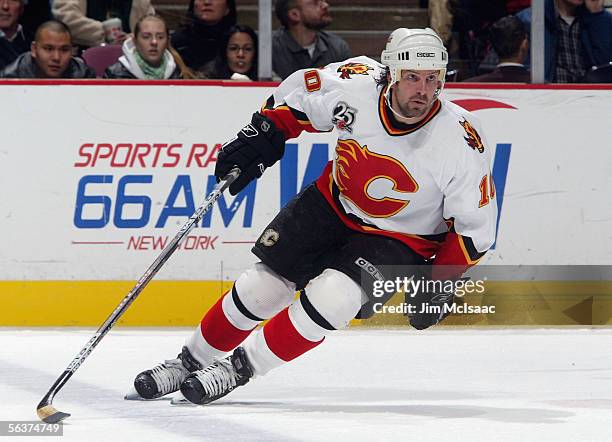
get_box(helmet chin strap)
[384,83,440,123]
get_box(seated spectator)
[517,0,612,82]
[210,24,257,80]
[0,20,95,78]
[273,0,351,79]
[449,0,508,77]
[506,0,531,14]
[0,0,31,69]
[463,15,530,82]
[1,37,13,67]
[21,0,52,37]
[52,0,155,48]
[429,0,453,45]
[172,0,237,76]
[104,15,183,79]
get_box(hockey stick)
[36,168,240,424]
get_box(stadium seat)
[82,44,123,78]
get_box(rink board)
[1,280,611,327]
[1,81,611,326]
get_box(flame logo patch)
[334,139,418,218]
[337,63,373,79]
[459,118,484,153]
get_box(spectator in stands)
[21,0,51,37]
[449,0,508,77]
[0,0,31,69]
[52,0,155,49]
[210,24,258,80]
[171,0,237,76]
[506,0,531,14]
[463,15,530,82]
[429,0,454,45]
[273,0,351,79]
[104,15,185,80]
[517,0,612,82]
[0,37,13,68]
[0,20,95,78]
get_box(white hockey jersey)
[261,56,498,269]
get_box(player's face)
[193,0,229,25]
[226,32,255,75]
[391,69,441,119]
[31,29,73,78]
[297,0,332,30]
[135,18,168,67]
[0,0,23,33]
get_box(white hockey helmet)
[380,28,448,86]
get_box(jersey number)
[478,173,496,207]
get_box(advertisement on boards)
[1,84,611,284]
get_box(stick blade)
[37,404,71,423]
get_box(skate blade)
[170,392,196,406]
[124,387,171,401]
[124,387,147,401]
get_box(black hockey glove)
[406,289,455,330]
[404,275,467,330]
[215,112,286,195]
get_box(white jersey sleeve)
[441,114,497,253]
[433,107,497,272]
[260,57,384,139]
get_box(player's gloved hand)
[405,273,467,330]
[406,290,455,330]
[215,112,286,195]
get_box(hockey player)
[129,28,497,405]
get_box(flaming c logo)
[337,63,373,79]
[459,118,484,153]
[334,139,418,218]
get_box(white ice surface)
[1,328,612,442]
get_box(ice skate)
[126,346,202,400]
[180,347,253,405]
[169,391,196,406]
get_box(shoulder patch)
[332,101,357,133]
[304,69,322,92]
[337,62,373,79]
[459,118,484,153]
